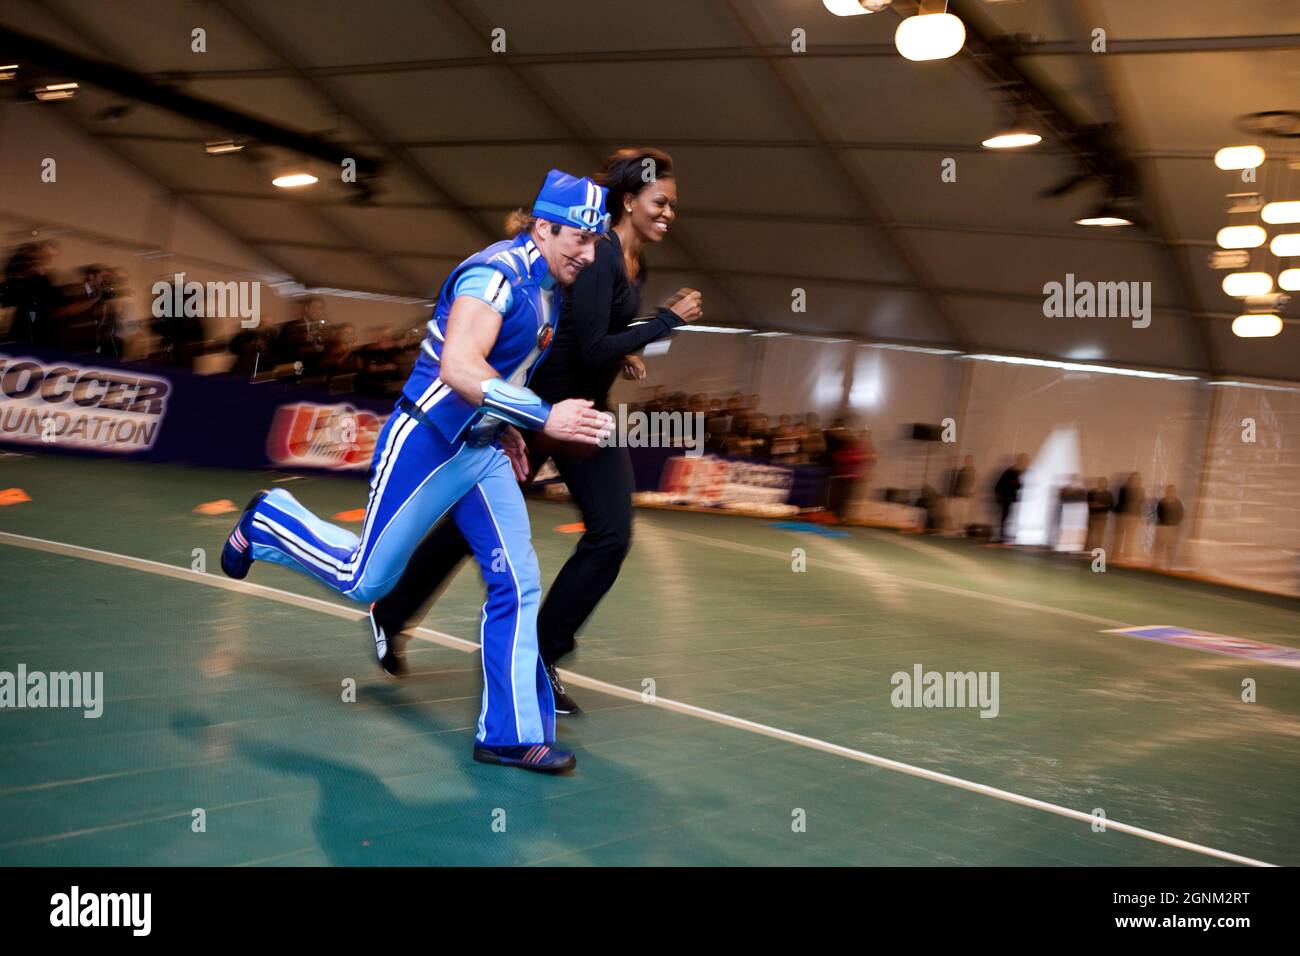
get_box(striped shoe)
[220,491,267,579]
[473,743,576,774]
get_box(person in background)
[1153,484,1184,570]
[1,242,64,347]
[801,413,826,465]
[1085,476,1113,554]
[58,264,108,353]
[770,414,798,463]
[946,454,976,537]
[825,419,869,519]
[992,453,1030,545]
[1113,472,1145,563]
[228,327,271,380]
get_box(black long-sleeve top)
[529,230,683,410]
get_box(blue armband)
[480,377,551,430]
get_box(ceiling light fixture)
[1231,314,1283,338]
[1216,225,1267,249]
[1269,233,1300,257]
[1214,146,1266,170]
[1221,272,1273,297]
[33,81,78,101]
[1261,200,1300,224]
[895,10,966,61]
[822,0,892,14]
[272,173,318,188]
[206,139,244,155]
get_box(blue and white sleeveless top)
[400,234,557,442]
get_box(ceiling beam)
[1066,0,1222,375]
[17,2,422,295]
[720,0,975,351]
[433,0,763,326]
[0,24,382,177]
[210,0,501,293]
[108,32,1300,84]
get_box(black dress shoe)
[545,664,581,716]
[369,603,408,677]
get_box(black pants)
[371,435,635,666]
[997,500,1015,543]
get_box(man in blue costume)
[221,170,615,773]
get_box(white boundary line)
[0,530,1276,867]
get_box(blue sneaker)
[220,491,267,579]
[473,743,576,774]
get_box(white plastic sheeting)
[1191,383,1300,598]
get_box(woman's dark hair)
[598,148,674,226]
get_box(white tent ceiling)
[3,0,1299,379]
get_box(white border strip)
[0,531,1275,867]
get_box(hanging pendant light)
[823,0,892,14]
[1231,314,1283,338]
[1216,225,1267,249]
[1221,272,1274,297]
[1214,146,1266,170]
[895,10,966,61]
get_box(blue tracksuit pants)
[246,407,555,746]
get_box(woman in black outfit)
[368,149,703,713]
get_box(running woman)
[220,170,615,773]
[368,148,702,714]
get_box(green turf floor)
[1,451,1297,865]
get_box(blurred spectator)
[770,414,798,462]
[59,264,108,353]
[946,454,976,537]
[825,418,870,518]
[1085,476,1113,553]
[1153,484,1184,570]
[1,242,63,347]
[318,322,363,388]
[1113,472,1145,562]
[94,267,133,359]
[802,413,826,465]
[354,328,404,398]
[1052,474,1086,550]
[993,453,1030,544]
[269,296,328,378]
[228,327,271,380]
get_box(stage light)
[1279,268,1300,291]
[895,12,966,61]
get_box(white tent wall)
[848,345,961,494]
[0,103,430,366]
[608,329,758,406]
[956,360,1209,551]
[1192,384,1300,598]
[750,335,852,422]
